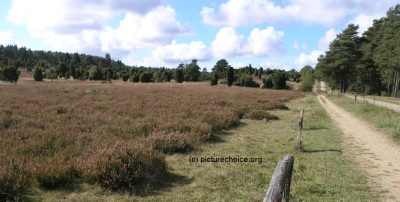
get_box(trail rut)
[317,95,400,201]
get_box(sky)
[0,0,398,71]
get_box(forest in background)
[0,43,310,91]
[316,4,400,97]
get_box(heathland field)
[0,78,303,200]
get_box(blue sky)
[0,0,397,71]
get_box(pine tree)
[316,24,360,93]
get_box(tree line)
[0,44,313,91]
[316,4,400,97]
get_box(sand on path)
[317,95,400,201]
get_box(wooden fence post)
[296,110,304,151]
[354,93,357,102]
[264,154,295,202]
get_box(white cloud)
[318,28,339,51]
[293,50,324,69]
[293,40,309,51]
[131,40,210,67]
[201,0,293,27]
[6,0,190,60]
[211,27,285,58]
[0,30,20,45]
[150,40,210,63]
[201,0,396,27]
[230,61,247,68]
[260,61,284,69]
[100,7,191,52]
[350,13,385,35]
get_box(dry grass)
[0,77,302,200]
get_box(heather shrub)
[83,143,167,193]
[247,110,279,120]
[0,156,31,201]
[262,102,289,110]
[34,159,80,189]
[0,80,303,197]
[145,131,189,154]
[0,116,18,129]
[202,110,240,132]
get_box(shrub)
[0,156,31,201]
[234,74,260,87]
[246,110,279,120]
[262,102,289,110]
[34,159,79,189]
[122,74,130,82]
[130,73,140,82]
[175,69,184,83]
[139,72,152,83]
[144,131,189,154]
[210,74,219,86]
[262,77,274,89]
[84,143,167,193]
[0,66,20,83]
[226,67,234,87]
[0,116,18,129]
[33,67,44,81]
[272,72,287,89]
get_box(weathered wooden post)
[296,110,304,151]
[264,154,295,202]
[354,93,357,102]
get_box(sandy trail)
[320,81,326,91]
[317,95,400,201]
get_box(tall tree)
[317,24,361,93]
[212,59,229,77]
[184,60,200,81]
[374,5,400,97]
[299,65,315,92]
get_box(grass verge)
[326,94,400,144]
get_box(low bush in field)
[83,142,167,193]
[0,155,31,201]
[246,110,279,120]
[0,81,302,197]
[263,102,289,110]
[144,131,190,154]
[34,158,80,189]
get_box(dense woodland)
[316,5,400,97]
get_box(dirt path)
[320,81,326,91]
[317,95,400,201]
[344,95,400,113]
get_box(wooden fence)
[263,154,294,202]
